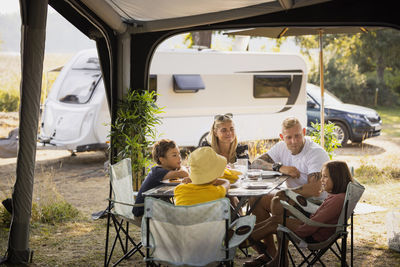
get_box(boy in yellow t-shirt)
[174,147,230,206]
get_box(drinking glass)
[235,159,248,180]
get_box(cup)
[235,159,248,179]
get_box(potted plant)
[109,89,163,191]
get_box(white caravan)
[39,49,307,152]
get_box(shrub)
[0,206,11,227]
[0,90,19,112]
[308,121,341,159]
[355,164,400,184]
[0,200,80,228]
[31,200,80,225]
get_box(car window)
[307,94,316,103]
[307,84,343,105]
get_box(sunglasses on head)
[214,113,233,121]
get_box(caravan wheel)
[198,132,209,147]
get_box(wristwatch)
[272,162,283,172]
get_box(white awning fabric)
[106,0,274,21]
[79,0,331,33]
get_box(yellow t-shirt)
[174,183,227,206]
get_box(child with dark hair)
[132,139,189,217]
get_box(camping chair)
[142,197,256,266]
[277,181,365,267]
[104,158,145,266]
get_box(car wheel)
[198,132,209,147]
[332,121,349,146]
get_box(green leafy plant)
[0,206,11,227]
[0,90,19,112]
[31,201,80,225]
[109,89,163,190]
[308,121,341,159]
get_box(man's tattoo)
[250,153,274,170]
[258,153,274,163]
[308,172,322,182]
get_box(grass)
[376,106,400,137]
[0,52,72,111]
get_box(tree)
[352,29,400,105]
[293,30,400,106]
[294,34,368,104]
[184,31,212,49]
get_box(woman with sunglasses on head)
[200,113,249,164]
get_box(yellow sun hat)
[189,147,227,185]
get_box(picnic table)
[143,175,288,219]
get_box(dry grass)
[0,52,72,111]
[0,112,18,138]
[246,139,278,161]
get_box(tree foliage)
[294,29,400,106]
[308,121,341,160]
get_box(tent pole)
[3,0,48,264]
[319,30,325,149]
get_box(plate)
[243,183,270,189]
[247,170,262,180]
[161,179,182,185]
[261,170,282,179]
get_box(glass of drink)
[235,159,248,180]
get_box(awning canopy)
[75,0,329,33]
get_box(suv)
[306,83,382,145]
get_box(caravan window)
[173,74,205,93]
[57,70,101,104]
[149,75,157,92]
[149,75,158,100]
[253,75,292,98]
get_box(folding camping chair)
[277,181,365,267]
[104,158,144,266]
[142,197,256,267]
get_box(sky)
[0,1,55,14]
[0,1,19,14]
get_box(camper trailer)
[39,49,307,152]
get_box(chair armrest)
[277,224,309,248]
[283,189,320,214]
[280,200,340,228]
[107,198,144,207]
[228,215,256,249]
